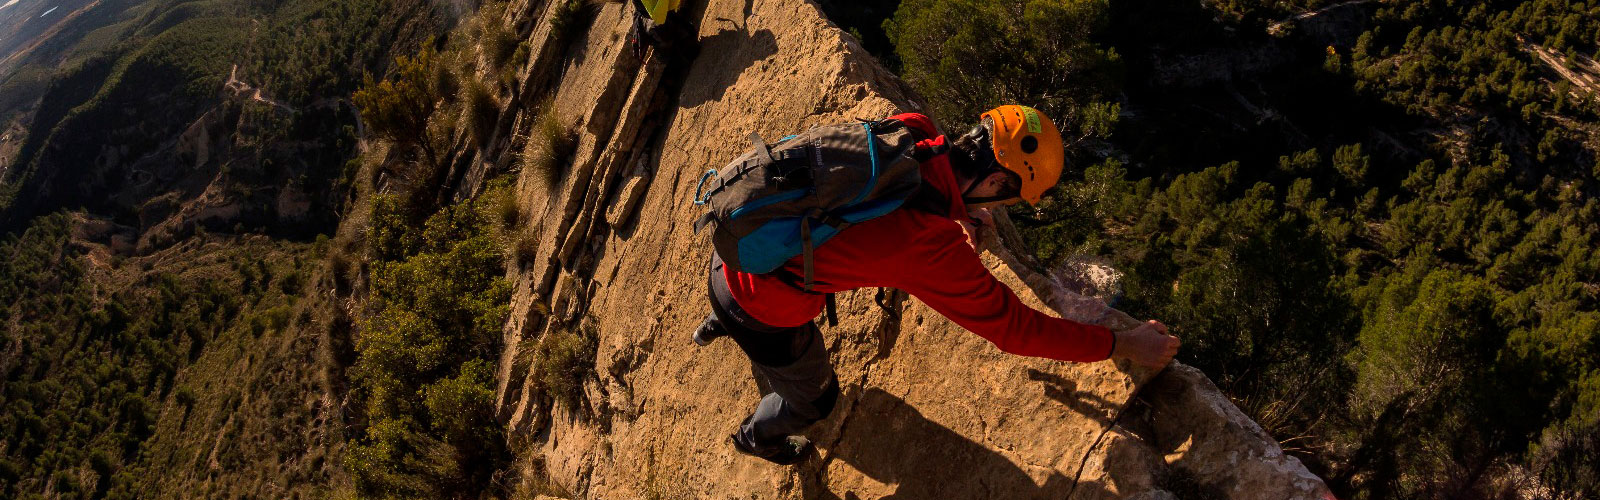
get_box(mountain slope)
[469,0,1332,497]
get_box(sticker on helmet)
[1022,108,1042,134]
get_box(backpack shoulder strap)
[824,293,838,327]
[749,132,774,161]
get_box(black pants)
[706,254,839,449]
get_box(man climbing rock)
[628,0,699,63]
[693,106,1182,465]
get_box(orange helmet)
[981,105,1064,205]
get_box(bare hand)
[957,208,994,248]
[968,207,994,228]
[957,219,979,248]
[1112,320,1180,369]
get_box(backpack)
[691,119,927,292]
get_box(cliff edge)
[480,0,1334,497]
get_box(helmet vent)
[1020,136,1038,154]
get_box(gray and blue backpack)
[692,119,933,292]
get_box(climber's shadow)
[804,387,1124,500]
[676,28,778,108]
[1026,368,1122,426]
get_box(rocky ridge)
[467,0,1336,497]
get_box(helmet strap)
[960,168,1023,205]
[961,193,1018,205]
[954,118,1021,205]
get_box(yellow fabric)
[640,0,682,24]
[981,105,1064,205]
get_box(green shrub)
[549,0,599,55]
[464,79,500,147]
[515,230,541,270]
[424,359,500,447]
[510,41,531,71]
[278,269,305,295]
[353,43,442,166]
[175,386,198,408]
[532,321,598,406]
[1533,416,1600,496]
[495,187,523,230]
[522,101,575,191]
[367,194,422,261]
[344,418,448,497]
[431,61,458,103]
[347,190,511,499]
[1346,268,1511,492]
[483,17,520,71]
[51,470,79,493]
[1331,143,1369,185]
[885,0,1120,133]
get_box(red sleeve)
[888,112,940,139]
[892,219,1115,362]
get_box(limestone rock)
[491,0,1334,498]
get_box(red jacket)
[722,113,1114,363]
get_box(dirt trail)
[225,64,296,112]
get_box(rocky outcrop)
[488,0,1334,498]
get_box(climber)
[628,0,699,63]
[633,0,679,23]
[694,106,1182,465]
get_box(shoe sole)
[729,434,811,465]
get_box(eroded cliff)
[480,0,1334,498]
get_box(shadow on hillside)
[677,27,777,108]
[802,387,1132,500]
[1104,0,1425,177]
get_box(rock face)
[490,0,1334,498]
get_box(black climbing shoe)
[692,316,726,346]
[730,432,813,466]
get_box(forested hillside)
[0,0,440,234]
[1,0,1595,498]
[0,0,448,497]
[855,0,1600,497]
